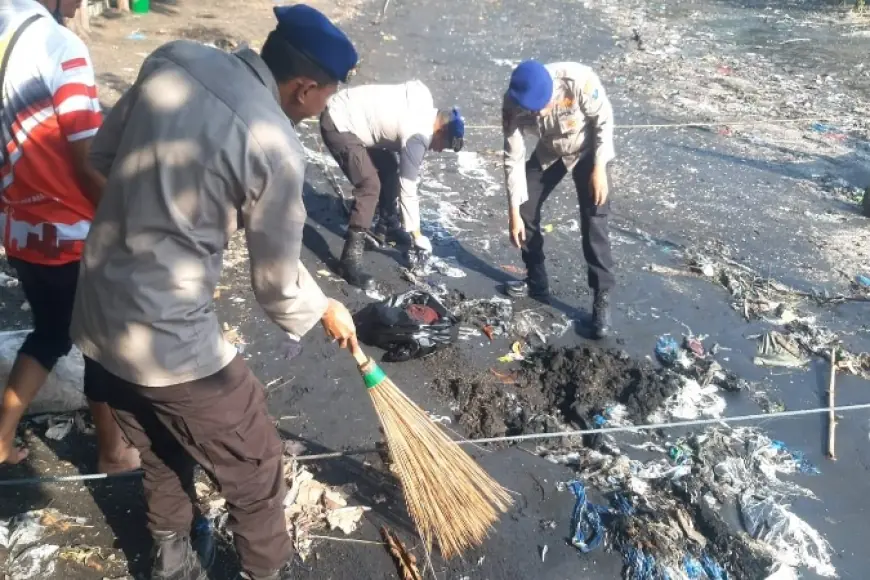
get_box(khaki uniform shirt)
[71,41,328,387]
[503,62,616,208]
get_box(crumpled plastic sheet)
[0,509,88,579]
[740,494,836,578]
[648,378,727,422]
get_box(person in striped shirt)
[0,0,139,473]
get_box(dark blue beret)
[508,60,553,112]
[273,4,358,83]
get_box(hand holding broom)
[348,338,513,558]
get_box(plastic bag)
[354,291,459,362]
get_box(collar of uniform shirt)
[233,47,281,104]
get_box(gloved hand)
[412,232,432,254]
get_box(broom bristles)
[365,364,513,559]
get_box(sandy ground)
[1,0,869,579]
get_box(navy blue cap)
[448,107,465,152]
[273,4,358,83]
[508,60,553,112]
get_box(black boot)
[591,290,612,339]
[340,228,374,290]
[369,215,408,248]
[150,531,207,580]
[504,262,550,302]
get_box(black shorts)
[8,257,106,402]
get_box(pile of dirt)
[434,346,681,442]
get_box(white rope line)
[301,116,835,132]
[295,401,870,461]
[467,116,833,130]
[3,402,869,487]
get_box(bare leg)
[0,354,49,465]
[89,400,140,474]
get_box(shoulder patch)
[61,58,88,72]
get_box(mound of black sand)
[433,346,681,441]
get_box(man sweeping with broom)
[70,6,358,580]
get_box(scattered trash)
[684,243,870,379]
[649,378,727,421]
[0,509,90,579]
[0,271,18,287]
[855,274,870,289]
[552,426,831,578]
[354,291,459,362]
[568,481,605,553]
[408,254,466,279]
[282,460,370,561]
[498,341,526,362]
[540,544,548,562]
[655,335,681,366]
[382,527,422,580]
[58,545,104,572]
[44,416,74,441]
[452,297,570,344]
[125,30,146,41]
[753,332,810,369]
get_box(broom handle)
[349,338,369,367]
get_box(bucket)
[131,0,150,14]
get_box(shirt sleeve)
[48,33,101,143]
[243,151,329,339]
[575,70,616,166]
[397,134,427,233]
[502,94,528,209]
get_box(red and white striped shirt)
[0,1,102,265]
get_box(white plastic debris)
[741,494,836,578]
[648,378,726,422]
[0,509,88,579]
[44,416,74,441]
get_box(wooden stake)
[827,347,837,461]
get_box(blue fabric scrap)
[568,480,607,553]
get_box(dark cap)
[273,4,358,83]
[508,60,553,112]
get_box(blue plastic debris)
[593,414,608,427]
[684,555,705,578]
[623,546,659,579]
[610,492,635,516]
[771,440,820,475]
[568,481,606,553]
[700,553,727,580]
[856,274,870,289]
[655,335,680,366]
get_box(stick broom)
[350,344,513,558]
